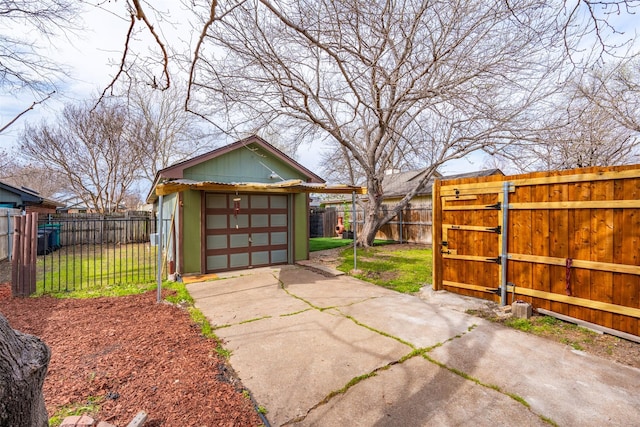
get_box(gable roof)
[155,135,324,182]
[147,135,326,203]
[0,181,63,208]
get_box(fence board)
[434,164,640,338]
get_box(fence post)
[432,179,442,290]
[352,191,357,271]
[500,181,510,306]
[156,195,164,303]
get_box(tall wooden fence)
[432,164,640,338]
[311,206,433,244]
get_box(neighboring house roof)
[0,181,63,208]
[382,168,503,199]
[147,135,327,203]
[323,168,504,204]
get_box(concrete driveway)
[188,266,640,427]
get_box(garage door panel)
[251,214,269,227]
[230,234,249,248]
[252,251,269,265]
[206,194,227,209]
[230,253,250,268]
[271,195,287,208]
[271,250,287,263]
[271,214,287,227]
[207,214,228,229]
[207,255,228,270]
[252,233,269,246]
[207,235,227,250]
[251,195,268,208]
[271,231,287,245]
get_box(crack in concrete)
[268,274,559,426]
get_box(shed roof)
[154,179,366,197]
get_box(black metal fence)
[37,213,165,293]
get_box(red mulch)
[0,283,261,426]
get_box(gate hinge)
[442,241,448,247]
[487,226,501,234]
[486,202,502,210]
[441,250,451,255]
[486,257,501,264]
[486,287,500,295]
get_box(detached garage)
[146,135,364,276]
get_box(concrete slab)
[189,265,640,427]
[298,356,547,426]
[278,267,392,308]
[188,271,309,326]
[429,323,640,427]
[216,309,412,426]
[332,293,482,349]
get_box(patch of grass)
[49,396,103,426]
[163,280,194,305]
[505,317,533,332]
[309,237,353,251]
[338,247,432,293]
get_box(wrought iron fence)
[37,214,165,293]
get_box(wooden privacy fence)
[41,212,154,246]
[311,206,433,244]
[432,164,640,339]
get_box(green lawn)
[337,246,433,294]
[309,237,354,251]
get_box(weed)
[257,406,268,414]
[505,317,533,332]
[49,396,103,426]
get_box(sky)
[1,1,638,186]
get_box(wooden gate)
[433,165,640,338]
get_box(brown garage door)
[204,193,289,272]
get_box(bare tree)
[20,100,142,213]
[495,60,640,171]
[186,0,599,245]
[579,56,640,133]
[126,82,216,185]
[0,162,68,198]
[0,1,82,132]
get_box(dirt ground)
[0,280,261,426]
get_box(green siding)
[183,190,201,274]
[294,193,308,261]
[184,143,308,183]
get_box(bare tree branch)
[0,91,54,134]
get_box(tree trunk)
[0,313,50,427]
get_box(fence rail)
[433,164,640,338]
